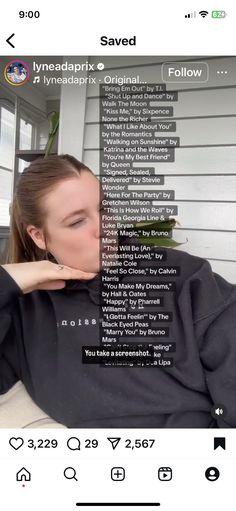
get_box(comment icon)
[67,437,81,451]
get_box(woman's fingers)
[53,264,98,280]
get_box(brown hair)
[6,154,93,264]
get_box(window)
[0,105,15,227]
[18,118,34,174]
[0,103,37,226]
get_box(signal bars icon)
[185,11,196,18]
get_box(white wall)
[58,57,87,159]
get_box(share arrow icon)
[107,437,121,450]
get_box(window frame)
[0,88,47,237]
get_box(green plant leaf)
[132,219,177,232]
[44,111,60,158]
[137,237,185,248]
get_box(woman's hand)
[1,261,98,294]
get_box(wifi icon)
[199,10,209,18]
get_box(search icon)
[64,467,78,481]
[67,437,81,451]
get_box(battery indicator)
[212,10,227,18]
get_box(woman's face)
[27,170,118,273]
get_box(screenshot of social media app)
[0,2,235,510]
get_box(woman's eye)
[69,207,104,226]
[69,219,84,227]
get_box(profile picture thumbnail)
[4,60,30,86]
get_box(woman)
[1,154,236,428]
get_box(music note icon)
[33,76,40,84]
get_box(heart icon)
[9,437,24,450]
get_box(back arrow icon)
[6,33,15,48]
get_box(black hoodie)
[0,236,236,428]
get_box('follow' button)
[162,61,209,82]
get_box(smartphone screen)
[0,2,235,509]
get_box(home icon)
[16,467,31,482]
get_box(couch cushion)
[0,381,66,428]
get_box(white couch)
[0,381,66,428]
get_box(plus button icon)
[111,467,125,481]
